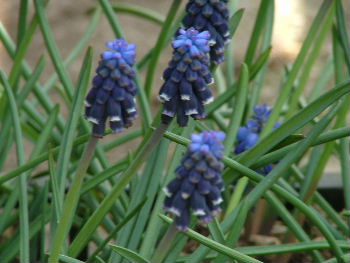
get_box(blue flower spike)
[163,131,225,231]
[182,0,230,64]
[234,104,280,175]
[159,28,214,127]
[85,39,138,137]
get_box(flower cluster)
[163,131,225,231]
[235,104,280,175]
[182,0,230,64]
[85,39,138,137]
[159,28,214,126]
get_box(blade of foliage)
[110,245,150,263]
[0,71,30,263]
[48,47,93,263]
[159,214,262,263]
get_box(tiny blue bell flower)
[234,104,280,175]
[85,39,138,137]
[163,131,225,231]
[182,0,230,64]
[159,28,214,127]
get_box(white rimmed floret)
[87,117,99,124]
[126,107,136,113]
[110,116,121,122]
[181,192,190,199]
[193,209,206,216]
[181,94,191,100]
[163,187,173,197]
[162,110,175,117]
[212,197,223,205]
[159,93,171,102]
[185,108,198,115]
[202,96,214,105]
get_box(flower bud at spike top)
[84,39,138,137]
[182,0,230,64]
[163,131,225,231]
[159,28,214,127]
[235,104,280,176]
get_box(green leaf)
[48,47,93,263]
[159,215,262,263]
[112,3,165,25]
[0,71,30,263]
[110,245,150,263]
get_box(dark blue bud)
[110,120,124,133]
[162,97,177,118]
[195,160,208,173]
[87,103,105,124]
[110,68,121,80]
[176,105,189,126]
[188,170,202,183]
[202,4,214,17]
[164,178,182,197]
[107,99,121,121]
[85,87,98,106]
[194,14,207,30]
[92,120,107,138]
[175,209,190,232]
[120,93,136,114]
[210,11,223,26]
[96,88,110,104]
[195,0,206,7]
[180,178,195,199]
[102,78,115,91]
[190,59,203,71]
[198,179,211,195]
[191,191,209,216]
[159,81,177,102]
[98,67,110,78]
[162,68,173,81]
[170,192,188,217]
[176,61,188,73]
[237,127,250,142]
[171,70,184,83]
[183,157,195,170]
[187,2,200,15]
[179,79,193,101]
[105,59,117,69]
[175,166,188,178]
[185,69,198,82]
[118,75,130,87]
[92,75,104,87]
[196,88,213,105]
[208,186,223,205]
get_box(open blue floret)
[163,131,225,231]
[182,0,230,64]
[234,104,280,175]
[159,28,214,127]
[85,39,138,137]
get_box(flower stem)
[152,222,178,263]
[68,122,170,257]
[49,135,99,263]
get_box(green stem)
[68,123,170,257]
[152,223,178,263]
[49,136,99,263]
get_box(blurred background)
[0,0,349,184]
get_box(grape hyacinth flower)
[159,28,214,126]
[85,39,138,137]
[235,104,280,175]
[163,131,225,231]
[182,0,230,64]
